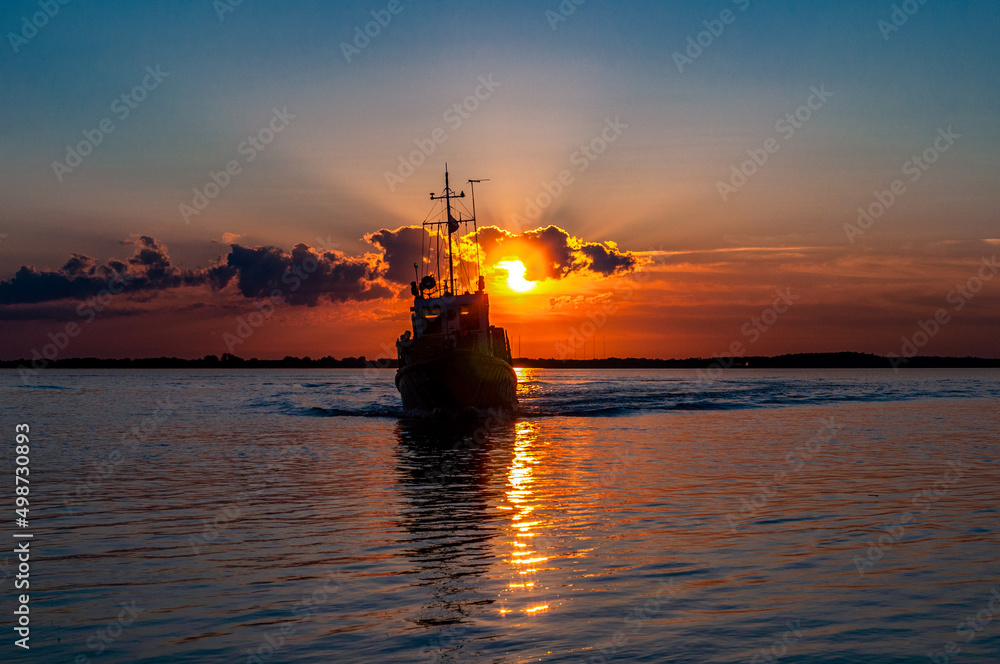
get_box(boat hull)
[395,350,517,413]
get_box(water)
[2,368,999,663]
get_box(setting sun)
[497,260,537,293]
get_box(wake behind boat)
[394,167,517,414]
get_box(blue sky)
[2,1,999,358]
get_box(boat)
[394,167,518,413]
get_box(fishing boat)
[394,167,518,413]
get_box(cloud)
[0,236,222,305]
[363,224,638,286]
[475,224,638,281]
[548,291,617,310]
[578,240,637,276]
[224,242,391,305]
[365,226,431,284]
[0,224,638,314]
[0,236,387,308]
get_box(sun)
[497,260,537,293]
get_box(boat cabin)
[398,289,512,365]
[411,292,489,338]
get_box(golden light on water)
[498,421,552,616]
[497,260,537,293]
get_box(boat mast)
[468,178,489,292]
[429,165,464,295]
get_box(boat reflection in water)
[394,417,515,633]
[394,413,556,659]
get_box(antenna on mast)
[468,178,490,292]
[430,164,465,295]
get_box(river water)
[2,368,998,663]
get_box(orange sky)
[2,226,997,361]
[2,3,999,360]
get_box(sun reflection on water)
[498,420,552,617]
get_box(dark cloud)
[523,225,578,278]
[225,242,390,305]
[0,237,386,307]
[0,235,238,306]
[0,225,636,314]
[578,241,637,276]
[365,226,431,284]
[0,266,100,304]
[61,253,97,277]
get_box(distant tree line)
[0,351,997,369]
[0,354,396,369]
[515,352,1000,369]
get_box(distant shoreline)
[2,352,999,370]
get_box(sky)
[2,0,999,360]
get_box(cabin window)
[459,304,480,330]
[420,305,442,334]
